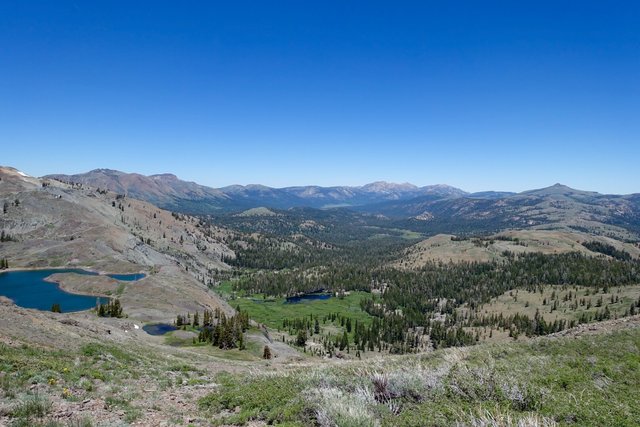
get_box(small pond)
[143,323,178,336]
[107,273,146,281]
[0,268,145,312]
[285,293,332,304]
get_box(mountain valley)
[1,166,640,426]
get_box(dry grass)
[458,407,557,427]
[395,230,640,269]
[460,284,640,343]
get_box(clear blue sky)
[1,1,639,193]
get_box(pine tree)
[238,331,245,350]
[213,324,222,346]
[111,299,121,317]
[263,345,273,359]
[193,311,200,327]
[339,331,349,351]
[295,330,307,347]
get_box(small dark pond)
[0,268,145,312]
[143,323,178,335]
[107,273,146,281]
[285,293,332,304]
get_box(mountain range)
[37,169,640,240]
[360,183,640,239]
[45,169,468,212]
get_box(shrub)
[263,345,273,360]
[10,394,51,419]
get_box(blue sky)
[1,1,639,193]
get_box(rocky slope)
[0,166,235,322]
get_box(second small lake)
[285,293,332,304]
[142,323,178,335]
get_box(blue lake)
[143,323,177,335]
[285,293,332,304]
[0,268,145,312]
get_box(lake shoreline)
[0,265,146,276]
[0,268,146,313]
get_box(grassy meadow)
[217,281,375,330]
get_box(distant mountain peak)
[420,184,468,197]
[361,181,419,193]
[523,183,587,196]
[150,173,179,180]
[427,183,456,189]
[90,168,125,175]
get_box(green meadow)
[217,281,375,330]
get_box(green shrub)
[199,373,307,425]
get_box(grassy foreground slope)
[0,306,638,426]
[199,316,640,427]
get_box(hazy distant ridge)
[42,169,640,239]
[45,169,467,212]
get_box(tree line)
[230,251,640,351]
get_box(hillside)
[0,166,234,322]
[46,169,230,214]
[396,230,640,268]
[0,307,637,425]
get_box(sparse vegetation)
[200,325,640,426]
